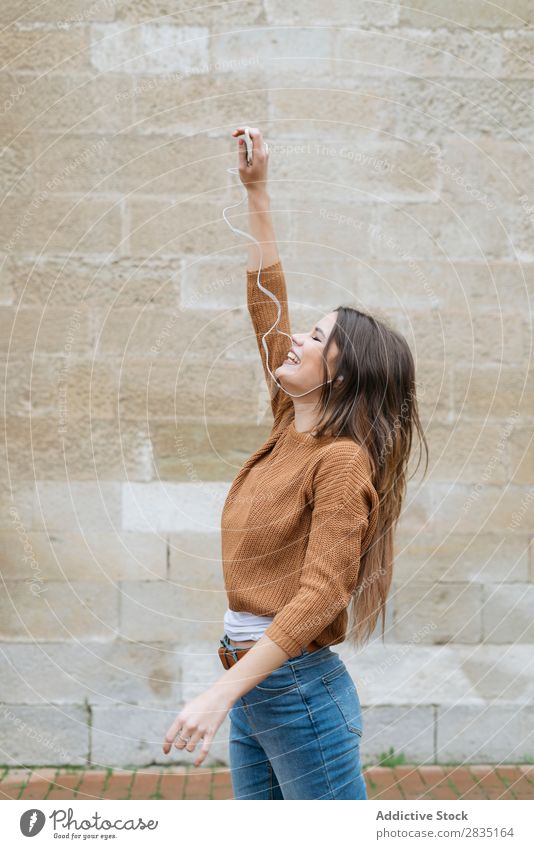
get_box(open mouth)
[283,349,301,366]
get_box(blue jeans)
[223,635,368,800]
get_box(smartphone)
[243,128,253,166]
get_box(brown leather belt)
[218,638,322,670]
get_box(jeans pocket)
[254,662,298,695]
[321,664,363,736]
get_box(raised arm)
[232,126,293,427]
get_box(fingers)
[182,727,204,754]
[162,714,185,754]
[162,716,213,768]
[194,732,213,768]
[173,724,192,750]
[232,127,268,153]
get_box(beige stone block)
[170,543,224,599]
[119,580,224,643]
[91,23,209,75]
[0,704,88,766]
[509,428,534,484]
[0,1,115,23]
[459,644,534,702]
[116,0,265,26]
[0,480,33,530]
[334,142,439,201]
[114,356,179,421]
[0,26,91,72]
[153,421,271,480]
[345,643,476,707]
[94,305,252,358]
[430,482,534,534]
[4,357,60,417]
[292,204,372,258]
[480,262,534,311]
[0,194,122,254]
[352,260,440,311]
[168,531,221,579]
[5,357,118,419]
[482,583,534,643]
[358,259,532,313]
[441,261,534,312]
[269,85,395,140]
[211,27,337,76]
[424,421,509,485]
[4,415,154,481]
[375,201,512,262]
[501,31,534,77]
[394,581,482,644]
[0,530,167,581]
[0,260,15,305]
[405,310,526,366]
[391,77,534,143]
[396,480,434,535]
[0,131,35,196]
[34,132,228,197]
[393,530,530,584]
[32,481,121,532]
[7,253,181,309]
[181,257,244,310]
[265,0,399,25]
[0,73,134,136]
[0,640,183,705]
[335,27,501,79]
[0,580,119,640]
[435,140,534,207]
[121,480,229,534]
[530,537,534,582]
[132,71,269,135]
[399,0,534,28]
[453,365,534,420]
[363,705,434,762]
[413,361,453,422]
[128,197,233,257]
[0,307,91,355]
[437,703,534,764]
[116,355,259,422]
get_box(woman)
[163,127,428,800]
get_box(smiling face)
[274,311,340,396]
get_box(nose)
[291,333,304,347]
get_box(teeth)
[287,351,300,364]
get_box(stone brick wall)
[1,1,533,769]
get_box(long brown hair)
[312,305,429,646]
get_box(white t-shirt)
[224,608,274,641]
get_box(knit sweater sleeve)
[247,260,293,428]
[263,447,377,658]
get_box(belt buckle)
[219,637,240,669]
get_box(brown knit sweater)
[221,260,380,658]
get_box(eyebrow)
[313,326,326,339]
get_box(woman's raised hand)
[232,126,269,193]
